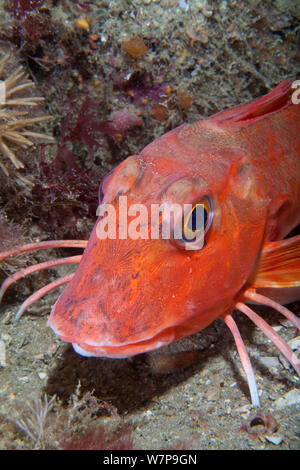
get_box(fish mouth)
[49,317,175,358]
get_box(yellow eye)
[184,203,208,237]
[181,196,213,248]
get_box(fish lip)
[72,342,131,358]
[71,338,170,358]
[48,301,176,355]
[48,314,173,352]
[71,326,175,358]
[49,299,175,358]
[72,343,104,357]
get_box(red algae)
[61,424,134,450]
[10,0,45,20]
[99,110,143,139]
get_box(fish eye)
[184,202,208,236]
[174,196,213,250]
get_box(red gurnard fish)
[1,79,300,407]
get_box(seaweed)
[10,0,45,20]
[61,424,134,450]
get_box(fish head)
[49,123,268,357]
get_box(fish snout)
[48,247,175,358]
[49,290,175,358]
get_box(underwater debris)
[122,37,148,58]
[200,4,214,18]
[240,413,278,440]
[74,16,91,32]
[0,338,6,367]
[151,103,169,121]
[10,394,56,449]
[0,54,54,177]
[185,22,208,45]
[177,88,193,110]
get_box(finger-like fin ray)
[236,302,300,377]
[0,240,87,262]
[0,255,82,302]
[223,313,260,407]
[244,288,300,330]
[14,273,74,321]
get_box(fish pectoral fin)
[252,234,300,289]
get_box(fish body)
[1,80,299,406]
[48,79,300,359]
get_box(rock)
[260,356,281,369]
[1,333,12,345]
[288,336,300,351]
[0,339,6,367]
[274,0,300,19]
[279,355,291,371]
[265,435,283,445]
[1,311,11,324]
[37,371,48,380]
[235,404,251,415]
[279,318,295,328]
[205,386,220,402]
[274,389,300,409]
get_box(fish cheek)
[228,156,268,212]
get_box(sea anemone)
[0,53,54,177]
